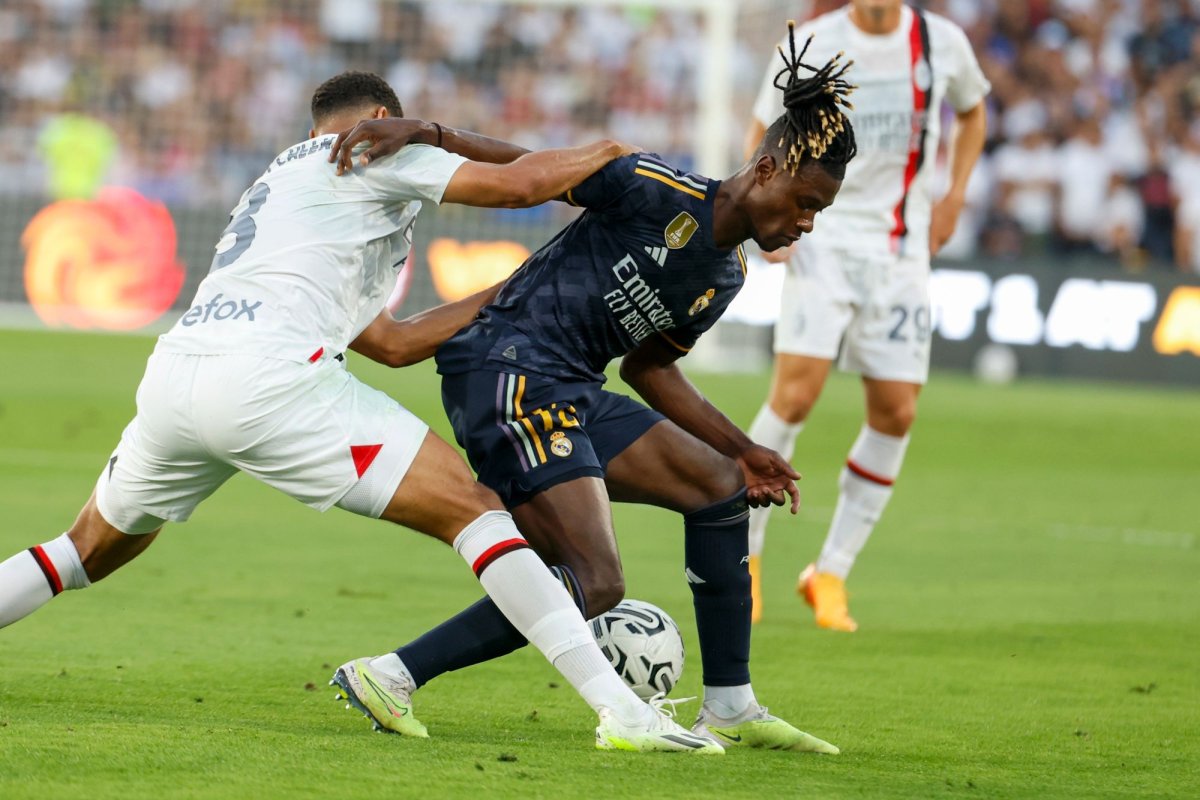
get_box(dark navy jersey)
[436,153,747,383]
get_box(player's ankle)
[703,684,757,721]
[369,652,415,686]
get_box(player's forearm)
[438,125,530,164]
[944,103,987,201]
[350,283,502,368]
[498,140,627,207]
[621,359,752,460]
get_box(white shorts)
[95,351,428,534]
[774,240,932,384]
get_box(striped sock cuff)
[453,510,531,579]
[845,459,896,487]
[471,538,530,577]
[27,546,64,595]
[843,425,910,487]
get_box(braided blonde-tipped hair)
[772,21,857,175]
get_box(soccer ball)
[590,599,685,700]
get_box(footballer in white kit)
[103,138,464,530]
[744,1,990,629]
[0,72,722,754]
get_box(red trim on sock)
[471,539,530,577]
[28,546,64,595]
[846,459,895,487]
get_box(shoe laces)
[647,692,695,725]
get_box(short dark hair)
[760,23,857,180]
[310,71,403,124]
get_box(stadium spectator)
[1101,171,1148,269]
[1055,111,1113,256]
[993,98,1058,253]
[1138,142,1177,264]
[1170,117,1200,272]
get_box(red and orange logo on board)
[22,187,185,330]
[427,238,530,302]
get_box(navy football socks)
[683,489,752,687]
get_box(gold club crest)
[689,288,715,316]
[549,430,573,457]
[664,212,699,249]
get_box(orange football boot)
[798,563,858,632]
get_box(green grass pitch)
[0,328,1197,799]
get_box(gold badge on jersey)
[549,430,573,457]
[664,212,700,250]
[689,288,715,316]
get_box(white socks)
[817,425,910,579]
[452,511,647,723]
[0,533,90,629]
[368,652,415,685]
[703,683,758,721]
[746,404,803,558]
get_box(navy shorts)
[441,370,664,507]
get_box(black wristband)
[433,122,443,148]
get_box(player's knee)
[772,382,817,423]
[464,481,505,513]
[673,456,744,512]
[870,402,917,437]
[438,481,507,534]
[696,455,744,506]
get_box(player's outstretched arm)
[330,118,531,175]
[348,281,504,368]
[441,140,639,209]
[620,336,801,512]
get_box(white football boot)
[596,694,724,755]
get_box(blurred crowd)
[924,0,1200,273]
[1,0,1199,273]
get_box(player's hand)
[929,192,965,256]
[735,444,801,513]
[329,118,433,176]
[614,141,644,157]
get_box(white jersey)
[752,5,990,257]
[157,137,467,363]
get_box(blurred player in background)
[0,72,723,755]
[329,29,853,754]
[744,0,989,630]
